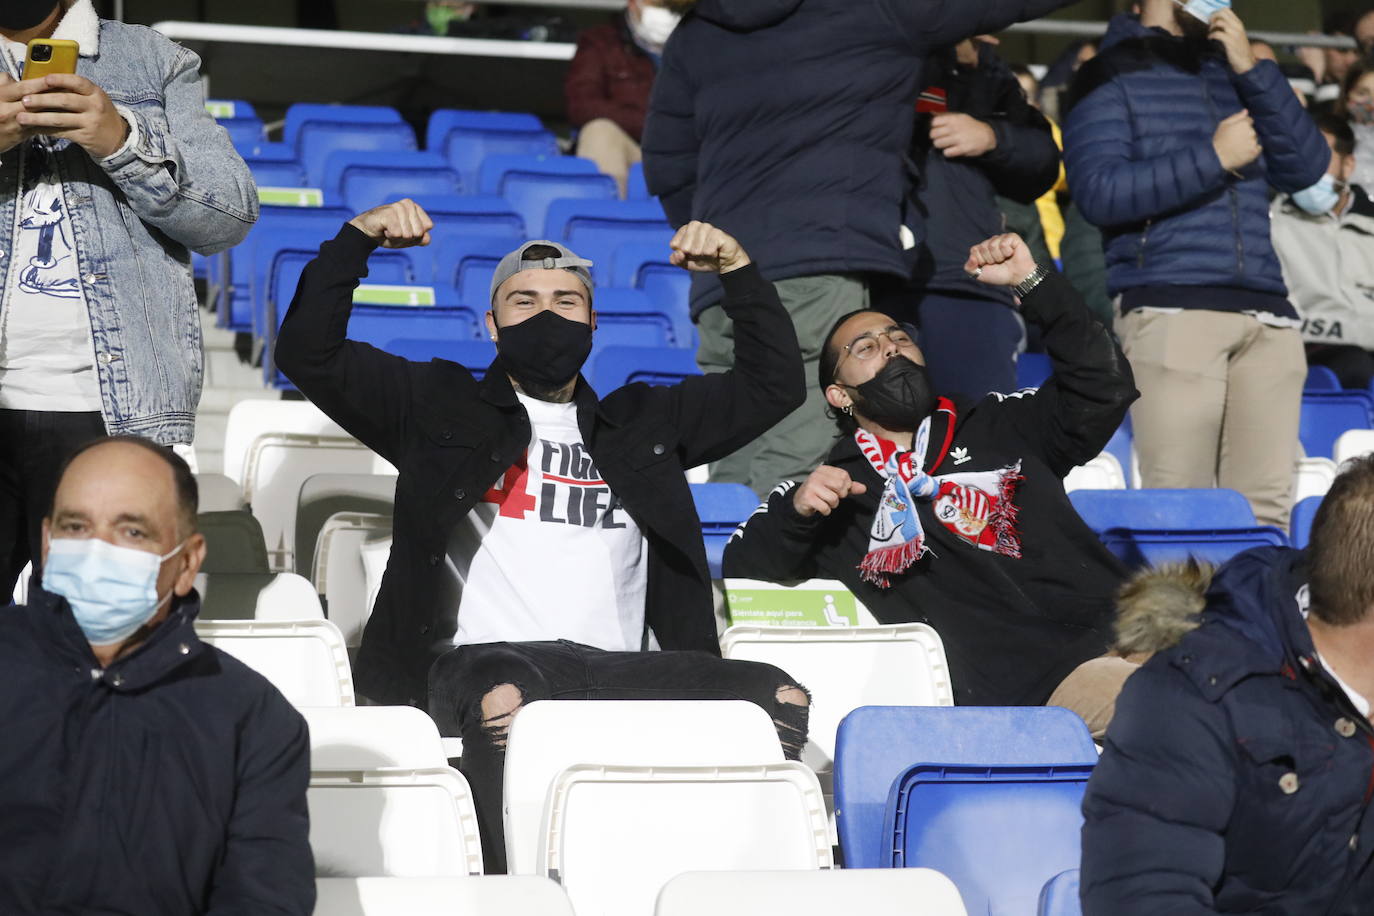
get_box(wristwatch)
[1012,263,1051,299]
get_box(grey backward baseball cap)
[489,240,594,304]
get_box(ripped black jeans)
[427,639,811,874]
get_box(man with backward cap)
[275,198,811,872]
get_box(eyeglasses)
[838,327,916,365]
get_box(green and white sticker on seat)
[258,187,324,207]
[205,100,238,119]
[723,579,861,627]
[353,285,437,307]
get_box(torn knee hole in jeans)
[479,682,526,751]
[773,682,811,761]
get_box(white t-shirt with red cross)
[447,391,651,650]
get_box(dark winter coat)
[1081,548,1374,915]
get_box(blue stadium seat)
[242,140,297,163]
[322,151,462,213]
[219,117,265,152]
[609,239,673,288]
[1300,392,1374,458]
[435,235,525,308]
[384,338,497,375]
[348,306,480,352]
[1099,528,1288,568]
[690,483,759,578]
[248,159,307,189]
[388,194,526,241]
[1291,494,1322,549]
[1016,352,1052,390]
[884,763,1093,915]
[284,104,415,187]
[1039,870,1081,916]
[426,109,558,190]
[207,99,257,120]
[216,207,350,332]
[589,345,702,395]
[591,288,679,348]
[834,706,1098,870]
[544,200,673,282]
[626,161,649,200]
[609,240,690,340]
[478,156,617,237]
[283,103,404,145]
[1305,365,1342,391]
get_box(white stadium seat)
[314,876,574,916]
[309,767,483,877]
[1294,456,1338,503]
[541,762,832,916]
[195,571,325,621]
[503,700,785,875]
[223,399,349,486]
[1334,429,1374,468]
[656,868,969,916]
[195,618,353,706]
[302,706,448,769]
[1063,453,1127,492]
[314,511,394,646]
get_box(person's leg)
[1218,322,1306,530]
[915,291,1024,399]
[13,411,106,583]
[1117,310,1235,491]
[1045,655,1141,741]
[696,304,762,488]
[574,118,641,199]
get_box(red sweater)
[564,20,656,141]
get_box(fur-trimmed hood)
[1113,560,1212,656]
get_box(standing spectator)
[1064,1,1329,530]
[565,0,686,196]
[1339,60,1374,191]
[904,37,1060,399]
[0,437,314,915]
[0,0,257,599]
[1272,114,1374,389]
[1079,457,1374,915]
[1357,6,1374,56]
[644,0,1080,497]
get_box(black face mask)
[848,356,937,430]
[0,0,59,31]
[495,309,593,395]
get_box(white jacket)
[1271,185,1374,350]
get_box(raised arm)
[642,50,698,227]
[876,0,1078,53]
[965,234,1136,476]
[274,200,437,464]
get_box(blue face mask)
[1174,0,1230,23]
[1292,174,1342,216]
[42,537,186,646]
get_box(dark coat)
[1063,14,1330,300]
[642,0,1080,319]
[724,272,1136,705]
[1081,548,1374,915]
[274,226,805,706]
[0,587,314,915]
[564,17,656,141]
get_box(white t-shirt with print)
[447,391,651,651]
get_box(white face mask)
[631,5,680,50]
[1172,0,1230,23]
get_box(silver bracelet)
[1012,263,1050,299]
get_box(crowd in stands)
[1,0,1373,914]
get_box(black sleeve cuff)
[320,222,381,273]
[716,262,771,303]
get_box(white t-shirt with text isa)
[448,392,651,651]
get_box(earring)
[842,404,853,417]
[489,335,497,342]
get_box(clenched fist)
[964,233,1037,288]
[1213,110,1261,173]
[794,466,868,517]
[669,221,751,274]
[348,199,435,249]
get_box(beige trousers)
[1116,309,1306,530]
[1046,655,1142,741]
[575,118,642,198]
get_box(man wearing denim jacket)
[0,0,257,598]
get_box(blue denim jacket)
[0,17,257,444]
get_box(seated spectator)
[1080,457,1374,915]
[565,0,685,196]
[725,234,1138,712]
[1339,59,1374,191]
[1297,10,1362,112]
[0,437,313,914]
[274,201,810,873]
[1272,114,1374,389]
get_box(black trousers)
[0,410,107,600]
[428,639,810,874]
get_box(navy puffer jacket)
[643,0,1079,318]
[1063,15,1329,299]
[1081,548,1374,915]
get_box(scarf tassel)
[858,536,929,588]
[988,463,1025,560]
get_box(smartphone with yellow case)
[24,39,79,81]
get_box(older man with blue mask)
[0,437,313,916]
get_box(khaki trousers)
[574,118,641,198]
[1116,309,1305,530]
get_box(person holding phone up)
[0,0,257,600]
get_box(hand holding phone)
[0,73,42,155]
[24,39,79,82]
[17,71,129,160]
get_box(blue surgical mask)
[43,537,186,646]
[1174,0,1230,23]
[1292,174,1342,216]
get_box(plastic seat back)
[309,767,482,876]
[297,120,417,188]
[884,763,1093,916]
[589,345,701,395]
[1300,392,1374,459]
[223,399,348,485]
[1334,428,1374,466]
[544,199,672,267]
[834,706,1097,869]
[384,338,498,375]
[435,235,523,308]
[1068,488,1257,532]
[1294,456,1338,503]
[315,512,393,647]
[1063,453,1127,492]
[303,706,447,769]
[321,150,461,212]
[248,158,306,190]
[315,876,575,916]
[656,869,969,916]
[295,473,397,580]
[690,482,761,578]
[502,699,785,875]
[427,109,558,188]
[198,510,270,574]
[1290,494,1323,549]
[196,571,323,622]
[626,161,649,200]
[542,763,832,916]
[1100,527,1288,569]
[389,194,525,243]
[195,618,353,706]
[590,287,679,348]
[1306,365,1342,391]
[347,304,480,351]
[1016,352,1052,390]
[1038,869,1081,916]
